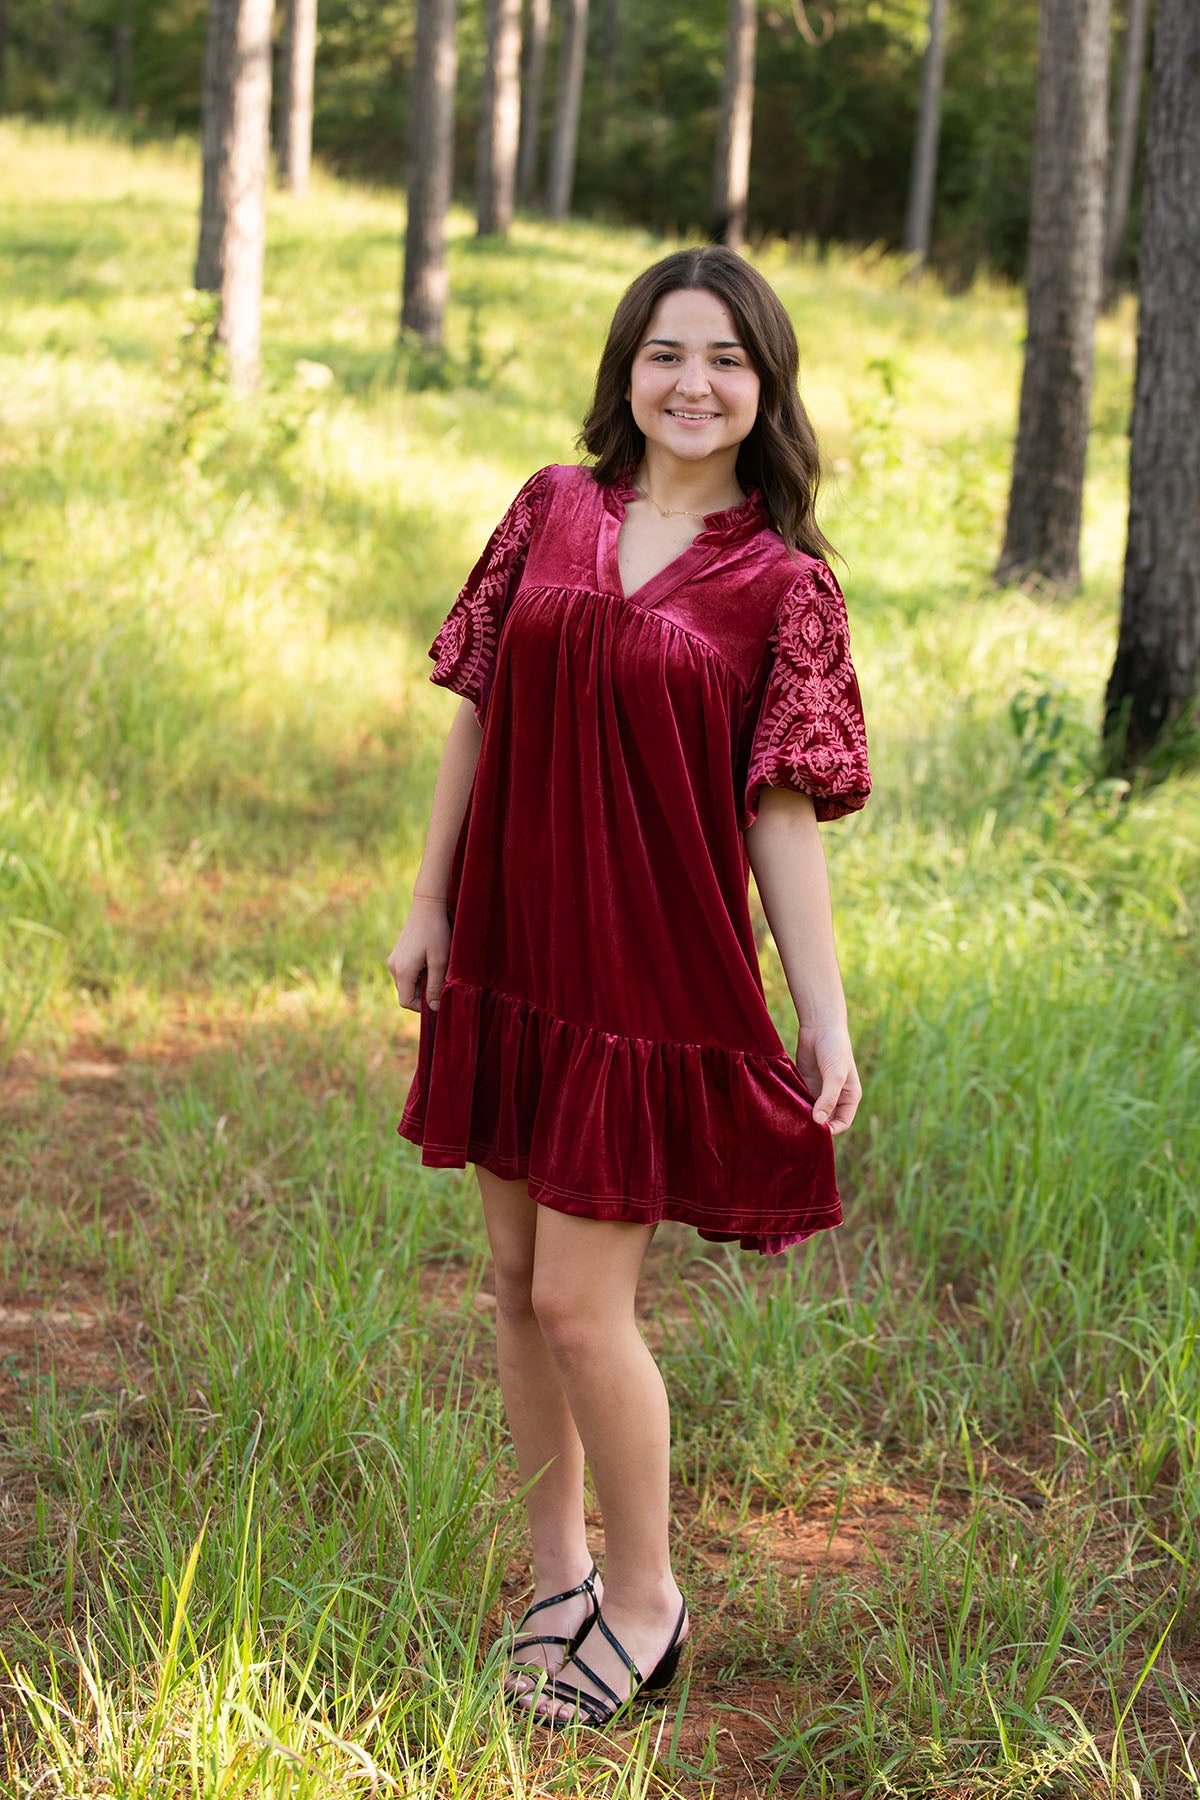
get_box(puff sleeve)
[427,466,551,723]
[742,560,871,828]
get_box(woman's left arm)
[744,786,861,1134]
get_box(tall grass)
[2,120,1197,1797]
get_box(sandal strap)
[508,1562,599,1662]
[513,1561,598,1632]
[532,1596,690,1728]
[543,1682,613,1726]
[510,1630,573,1657]
[541,1658,623,1724]
[539,1612,641,1720]
[592,1611,643,1687]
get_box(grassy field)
[1,117,1198,1798]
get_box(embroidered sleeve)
[428,466,551,721]
[742,561,871,827]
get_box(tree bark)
[516,0,551,206]
[902,0,949,266]
[1104,0,1200,770]
[401,0,458,345]
[196,0,236,294]
[1103,0,1150,299]
[994,0,1110,591]
[277,0,318,197]
[545,0,587,220]
[476,0,522,236]
[194,0,276,392]
[712,0,757,250]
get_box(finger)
[389,961,422,1012]
[425,957,447,1011]
[811,1070,847,1128]
[827,1080,862,1135]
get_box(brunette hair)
[579,246,834,562]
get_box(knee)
[491,1248,537,1325]
[530,1275,601,1361]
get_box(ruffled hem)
[397,978,842,1256]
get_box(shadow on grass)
[0,201,191,304]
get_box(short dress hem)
[398,972,844,1257]
[396,1130,838,1257]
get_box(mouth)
[666,410,719,421]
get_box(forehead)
[642,287,741,344]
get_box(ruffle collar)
[606,467,766,537]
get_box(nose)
[675,356,711,397]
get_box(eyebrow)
[643,336,745,350]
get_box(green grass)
[1,117,1198,1797]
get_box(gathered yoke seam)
[510,582,751,697]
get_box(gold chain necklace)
[634,484,735,522]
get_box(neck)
[635,449,745,515]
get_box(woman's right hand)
[387,897,452,1013]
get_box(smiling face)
[625,287,761,478]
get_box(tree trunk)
[1103,0,1150,299]
[516,0,551,206]
[401,0,458,345]
[994,0,1110,591]
[902,0,949,265]
[545,0,587,220]
[476,0,522,236]
[277,0,318,196]
[1104,0,1200,771]
[196,0,236,294]
[712,0,757,250]
[194,0,276,392]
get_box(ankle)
[528,1552,596,1597]
[596,1573,682,1619]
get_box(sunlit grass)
[2,119,1198,1797]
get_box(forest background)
[1,0,1199,1794]
[4,0,1114,286]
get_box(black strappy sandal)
[532,1596,689,1729]
[505,1562,601,1686]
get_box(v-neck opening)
[598,475,763,609]
[610,532,719,608]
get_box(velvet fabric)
[398,464,871,1253]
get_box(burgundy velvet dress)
[398,463,870,1253]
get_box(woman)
[386,246,870,1728]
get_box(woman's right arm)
[386,697,484,1013]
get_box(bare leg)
[477,1167,598,1684]
[523,1208,687,1723]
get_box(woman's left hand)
[795,1024,861,1134]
